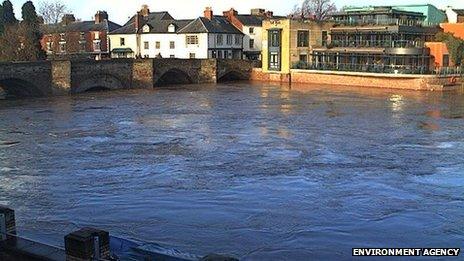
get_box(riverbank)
[251,68,463,91]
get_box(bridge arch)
[72,73,125,93]
[218,70,248,82]
[0,78,46,98]
[155,68,193,87]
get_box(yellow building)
[262,18,333,74]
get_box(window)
[299,54,307,62]
[170,41,175,49]
[189,53,196,59]
[120,37,125,46]
[269,52,280,70]
[269,30,280,47]
[186,35,199,45]
[79,42,86,52]
[249,27,254,34]
[155,41,160,49]
[322,31,328,47]
[79,32,85,40]
[211,50,216,58]
[93,40,101,51]
[217,50,223,59]
[227,35,232,45]
[168,24,176,33]
[60,33,65,41]
[144,41,149,50]
[249,39,255,49]
[234,35,240,45]
[217,34,223,45]
[94,31,100,40]
[59,42,66,53]
[443,54,450,67]
[46,42,52,51]
[297,30,309,47]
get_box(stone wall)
[251,68,463,91]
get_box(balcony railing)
[332,18,422,27]
[329,39,425,48]
[292,61,430,74]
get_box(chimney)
[61,14,76,25]
[95,11,108,24]
[265,11,274,18]
[251,8,265,16]
[223,8,238,20]
[140,5,150,17]
[204,7,213,20]
[135,11,143,33]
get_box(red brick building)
[41,11,121,59]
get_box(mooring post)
[0,206,16,241]
[64,227,110,261]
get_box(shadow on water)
[155,69,193,87]
[83,86,112,93]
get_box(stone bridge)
[0,58,254,98]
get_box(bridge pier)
[51,61,72,95]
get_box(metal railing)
[329,39,425,48]
[292,61,431,74]
[433,66,464,76]
[333,18,423,27]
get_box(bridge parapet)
[0,59,254,98]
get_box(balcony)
[329,39,425,49]
[292,61,430,75]
[332,18,423,27]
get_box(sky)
[9,0,464,24]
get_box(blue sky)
[9,0,464,24]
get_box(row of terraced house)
[40,4,464,75]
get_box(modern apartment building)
[311,6,440,74]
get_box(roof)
[178,16,243,34]
[337,6,426,18]
[111,11,193,34]
[123,12,173,26]
[453,9,464,16]
[112,48,134,53]
[236,15,265,26]
[42,20,121,34]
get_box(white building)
[222,8,276,60]
[445,7,464,23]
[109,6,244,59]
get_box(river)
[0,82,463,259]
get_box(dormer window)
[168,24,176,33]
[142,24,150,33]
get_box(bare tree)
[38,0,68,24]
[291,0,337,21]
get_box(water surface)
[0,82,463,259]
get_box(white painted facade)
[446,7,459,23]
[242,25,263,59]
[110,32,242,59]
[109,34,137,58]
